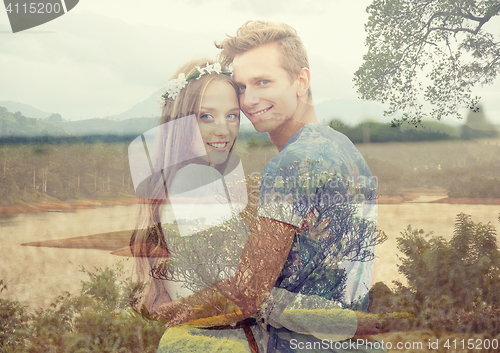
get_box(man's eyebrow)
[235,75,273,84]
[200,107,240,112]
[252,75,272,81]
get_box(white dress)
[159,155,249,301]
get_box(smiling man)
[214,21,385,352]
[228,33,315,151]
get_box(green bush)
[0,280,30,352]
[421,305,500,333]
[392,213,500,333]
[0,263,165,353]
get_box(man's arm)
[153,216,296,324]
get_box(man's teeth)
[251,107,270,117]
[209,142,227,148]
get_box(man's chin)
[250,121,272,134]
[248,116,282,133]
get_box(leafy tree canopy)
[354,0,500,126]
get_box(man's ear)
[295,67,311,98]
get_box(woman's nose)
[213,118,230,136]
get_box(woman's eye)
[200,113,213,121]
[227,113,239,120]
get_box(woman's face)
[197,80,240,165]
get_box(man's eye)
[259,80,269,85]
[200,114,213,121]
[238,85,246,92]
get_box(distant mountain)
[0,104,158,142]
[0,108,70,139]
[0,101,52,119]
[106,90,163,121]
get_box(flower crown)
[161,62,233,101]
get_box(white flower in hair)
[161,62,232,102]
[203,63,213,74]
[194,65,204,79]
[164,73,187,100]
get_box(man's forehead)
[232,43,284,81]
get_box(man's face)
[232,43,299,134]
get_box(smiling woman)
[128,59,256,351]
[129,56,245,301]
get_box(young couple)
[130,21,384,353]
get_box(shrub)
[0,280,30,351]
[393,213,500,333]
[1,263,165,353]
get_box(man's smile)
[248,106,273,117]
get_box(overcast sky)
[1,0,499,123]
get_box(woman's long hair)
[130,59,239,312]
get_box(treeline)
[448,175,500,198]
[357,139,500,198]
[0,134,143,145]
[0,143,133,206]
[329,120,458,143]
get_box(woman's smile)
[207,141,229,152]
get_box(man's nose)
[243,87,259,107]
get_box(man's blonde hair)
[216,21,312,99]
